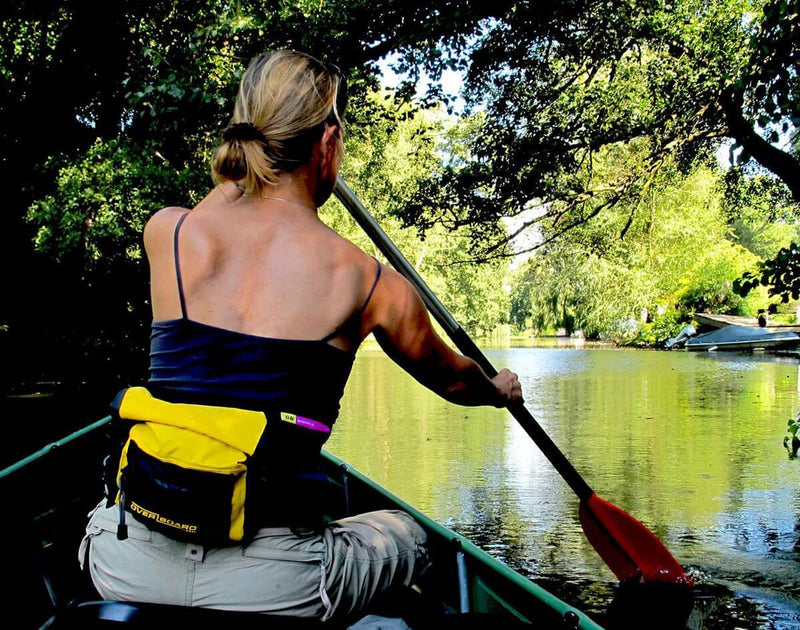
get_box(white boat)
[685,325,800,352]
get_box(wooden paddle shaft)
[335,177,593,501]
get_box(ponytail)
[211,50,345,194]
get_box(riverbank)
[509,335,616,349]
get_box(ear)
[319,125,342,168]
[320,123,340,156]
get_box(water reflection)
[326,347,800,629]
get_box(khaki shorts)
[79,503,429,621]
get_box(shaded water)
[326,345,800,629]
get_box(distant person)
[757,309,767,327]
[79,50,522,622]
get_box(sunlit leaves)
[324,94,511,336]
[400,0,800,256]
[746,0,800,130]
[734,242,800,302]
[27,138,205,274]
[510,153,771,340]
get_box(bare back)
[144,196,379,353]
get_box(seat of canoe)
[40,600,538,629]
[40,601,332,629]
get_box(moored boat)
[0,415,604,630]
[685,324,800,352]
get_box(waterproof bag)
[109,387,268,545]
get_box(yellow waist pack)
[108,387,268,545]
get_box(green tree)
[398,0,800,258]
[509,150,771,342]
[324,94,510,336]
[23,86,511,385]
[3,0,514,387]
[722,167,800,259]
[10,0,800,383]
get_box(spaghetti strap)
[173,212,190,319]
[320,258,382,343]
[357,257,382,314]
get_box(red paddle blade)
[579,493,691,586]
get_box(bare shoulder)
[144,206,190,233]
[143,206,190,254]
[366,261,427,338]
[313,220,376,275]
[369,265,421,314]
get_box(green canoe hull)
[0,416,604,629]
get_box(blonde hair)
[211,50,345,193]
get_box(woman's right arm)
[366,265,522,407]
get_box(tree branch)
[721,90,800,201]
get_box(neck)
[246,172,319,214]
[247,193,317,214]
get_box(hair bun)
[222,122,267,144]
[212,50,342,192]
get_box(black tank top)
[147,211,381,526]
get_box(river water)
[325,342,800,629]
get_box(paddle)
[334,176,691,587]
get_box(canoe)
[0,415,604,630]
[685,324,800,352]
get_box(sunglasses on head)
[270,50,348,127]
[323,61,348,126]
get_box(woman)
[80,50,522,622]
